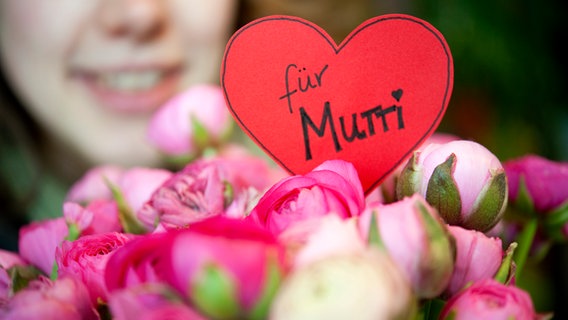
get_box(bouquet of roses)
[1,85,565,319]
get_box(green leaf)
[426,154,462,225]
[248,255,283,320]
[513,218,538,280]
[191,263,240,320]
[465,171,507,232]
[106,179,147,234]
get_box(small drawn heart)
[221,14,453,193]
[392,89,403,102]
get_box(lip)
[70,65,183,114]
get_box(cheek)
[0,1,93,57]
[170,0,237,41]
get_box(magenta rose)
[55,232,135,304]
[445,225,503,297]
[504,154,568,213]
[163,216,287,320]
[250,159,365,235]
[440,279,539,319]
[0,275,99,320]
[105,232,172,291]
[18,217,68,275]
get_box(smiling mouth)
[72,66,183,113]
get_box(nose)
[98,0,166,40]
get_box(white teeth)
[98,71,163,91]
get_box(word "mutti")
[300,99,405,160]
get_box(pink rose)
[440,279,538,320]
[0,275,99,320]
[0,249,25,270]
[163,216,287,320]
[250,160,365,235]
[107,283,204,320]
[105,232,172,291]
[137,158,260,230]
[18,217,68,275]
[55,232,135,304]
[359,194,455,298]
[66,165,124,204]
[445,225,503,297]
[147,84,232,156]
[67,165,171,218]
[117,167,173,214]
[82,199,122,235]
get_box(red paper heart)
[221,14,453,194]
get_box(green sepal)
[426,154,462,225]
[8,265,42,294]
[191,262,241,320]
[191,115,211,150]
[65,223,81,242]
[494,242,517,285]
[465,170,507,232]
[367,210,386,250]
[248,255,283,320]
[416,201,456,298]
[106,179,147,235]
[396,151,423,200]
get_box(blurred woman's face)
[0,0,236,167]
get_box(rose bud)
[397,140,508,232]
[444,225,503,297]
[55,232,136,304]
[18,217,68,275]
[439,279,541,320]
[250,159,365,236]
[0,275,99,320]
[66,165,124,204]
[359,194,455,299]
[163,216,287,320]
[270,249,417,320]
[147,84,233,158]
[377,132,460,204]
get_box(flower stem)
[513,218,538,280]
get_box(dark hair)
[0,66,42,250]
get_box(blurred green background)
[395,0,568,317]
[411,0,568,162]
